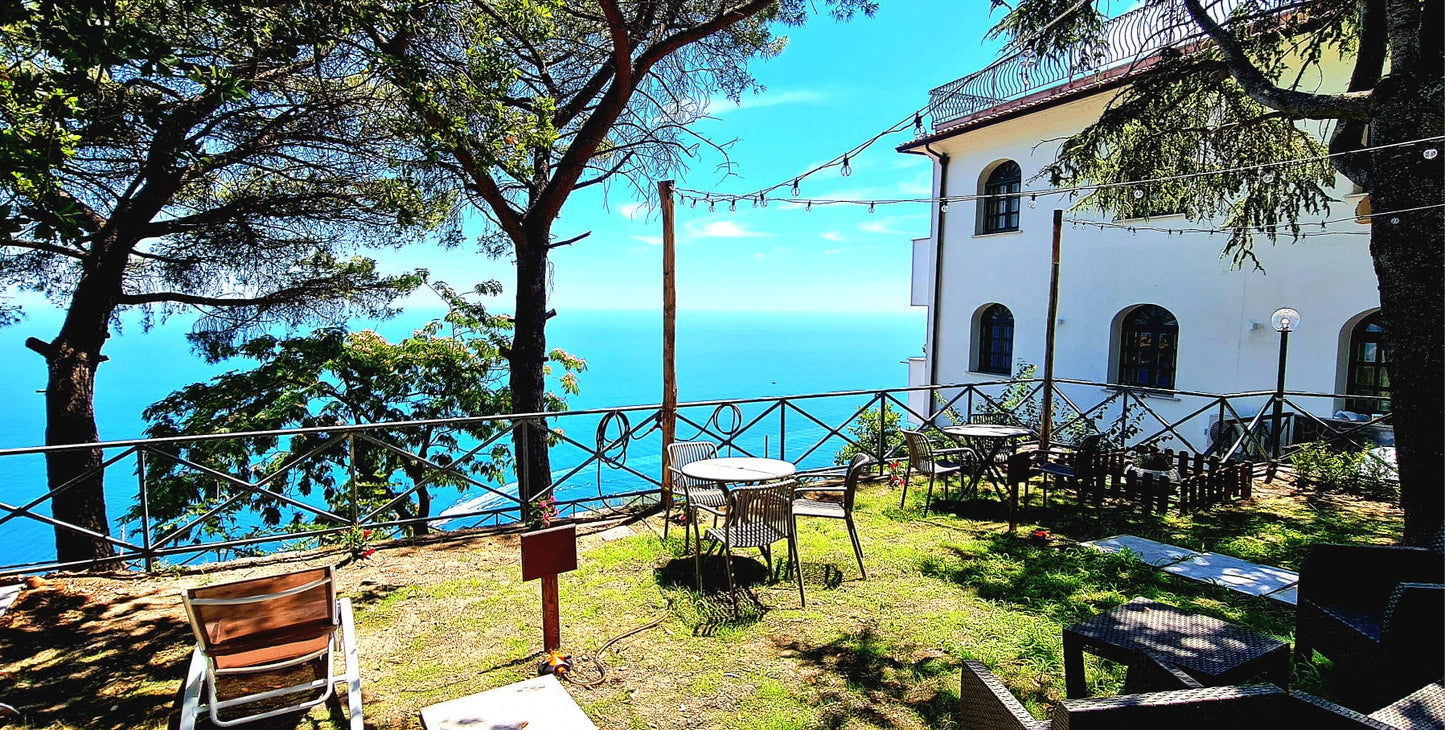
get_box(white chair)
[178,565,362,729]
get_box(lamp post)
[1270,308,1300,462]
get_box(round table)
[679,457,796,484]
[941,424,1034,495]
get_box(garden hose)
[562,597,674,689]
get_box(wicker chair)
[792,453,872,580]
[1294,530,1445,709]
[664,441,726,548]
[901,429,975,513]
[1031,433,1107,506]
[1288,679,1445,729]
[693,479,803,605]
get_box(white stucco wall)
[907,84,1380,429]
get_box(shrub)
[835,407,906,465]
[1289,442,1398,501]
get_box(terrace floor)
[0,474,1402,729]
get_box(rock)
[24,576,51,589]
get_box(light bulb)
[760,194,768,208]
[1133,189,1144,200]
[708,199,715,212]
[1028,194,1037,209]
[1425,148,1439,160]
[805,202,812,212]
[1262,171,1275,184]
[1389,217,1400,225]
[791,179,800,197]
[841,154,852,177]
[689,197,697,209]
[868,203,875,215]
[729,199,736,212]
[940,201,950,213]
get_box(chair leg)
[338,598,363,730]
[760,543,773,576]
[923,473,935,514]
[663,496,671,540]
[179,646,206,730]
[693,532,704,592]
[899,463,913,508]
[789,532,805,607]
[845,516,866,580]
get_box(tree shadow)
[776,628,959,729]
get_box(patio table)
[679,456,796,484]
[1063,597,1291,699]
[941,424,1033,496]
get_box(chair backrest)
[959,660,1047,730]
[902,429,933,465]
[724,480,794,548]
[841,453,875,513]
[182,566,336,657]
[668,441,718,487]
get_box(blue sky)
[386,0,1009,314]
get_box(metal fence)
[926,0,1302,129]
[0,377,1393,576]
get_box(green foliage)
[834,406,905,464]
[135,282,586,542]
[1289,441,1397,501]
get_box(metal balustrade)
[0,378,1393,576]
[926,0,1303,130]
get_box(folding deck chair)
[177,565,362,729]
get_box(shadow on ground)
[778,628,959,729]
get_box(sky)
[372,0,1011,315]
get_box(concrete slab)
[1263,585,1298,606]
[1081,535,1200,567]
[1163,553,1300,597]
[597,525,634,542]
[0,584,21,619]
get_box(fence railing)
[926,0,1301,129]
[0,377,1393,576]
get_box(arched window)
[981,161,1021,233]
[1116,305,1179,389]
[976,304,1014,375]
[1346,313,1390,413]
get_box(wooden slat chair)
[664,440,727,549]
[178,565,362,729]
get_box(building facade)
[898,35,1387,443]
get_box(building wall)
[907,88,1380,428]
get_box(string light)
[805,202,812,212]
[940,201,950,213]
[1029,193,1038,208]
[1261,171,1275,184]
[791,179,801,197]
[841,154,852,177]
[729,199,736,212]
[1425,148,1439,160]
[708,198,715,212]
[760,193,768,208]
[1133,188,1144,199]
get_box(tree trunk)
[39,336,115,566]
[510,228,553,519]
[1367,82,1444,546]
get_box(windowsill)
[973,230,1023,239]
[1103,384,1181,400]
[969,369,1013,378]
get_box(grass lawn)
[0,472,1402,729]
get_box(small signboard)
[521,524,577,582]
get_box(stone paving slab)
[1263,585,1298,606]
[597,525,635,542]
[0,584,20,619]
[1163,552,1300,597]
[1081,535,1200,567]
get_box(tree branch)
[1180,0,1371,120]
[2,239,88,260]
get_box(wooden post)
[1040,210,1063,448]
[660,180,677,513]
[540,574,560,651]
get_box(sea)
[0,307,924,568]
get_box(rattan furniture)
[791,453,872,581]
[664,441,725,548]
[1294,534,1445,709]
[900,429,974,513]
[693,479,803,604]
[1062,597,1290,699]
[942,423,1033,499]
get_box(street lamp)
[1270,308,1300,461]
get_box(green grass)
[0,474,1399,729]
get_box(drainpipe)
[926,145,949,389]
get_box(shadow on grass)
[779,628,959,729]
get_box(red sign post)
[520,524,577,652]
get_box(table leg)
[1265,647,1291,690]
[1063,632,1087,699]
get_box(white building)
[899,9,1388,448]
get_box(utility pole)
[659,181,677,517]
[1040,209,1063,448]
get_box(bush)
[1289,441,1398,501]
[835,407,905,465]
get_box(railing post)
[517,418,531,523]
[137,449,153,573]
[779,400,787,461]
[877,394,888,472]
[347,433,359,526]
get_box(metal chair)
[792,453,872,581]
[1032,433,1107,506]
[901,429,975,513]
[693,479,803,605]
[664,440,726,549]
[178,565,362,729]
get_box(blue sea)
[0,308,923,568]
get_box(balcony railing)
[926,0,1300,130]
[0,377,1393,576]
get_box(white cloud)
[897,171,932,197]
[858,214,927,236]
[706,89,830,117]
[752,252,766,260]
[685,219,773,240]
[632,235,663,246]
[619,203,649,220]
[820,231,846,242]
